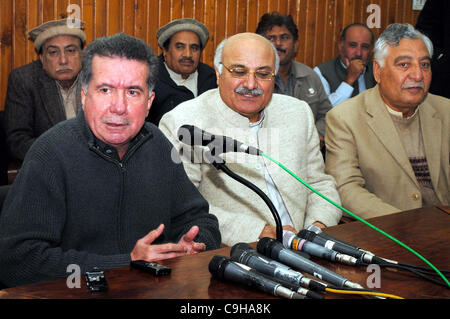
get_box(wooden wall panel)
[0,0,421,110]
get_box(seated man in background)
[160,32,341,246]
[314,23,376,107]
[256,12,332,138]
[0,33,221,288]
[4,18,85,161]
[325,23,449,219]
[146,18,217,125]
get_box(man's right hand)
[130,224,191,262]
[344,58,366,86]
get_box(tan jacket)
[325,85,450,219]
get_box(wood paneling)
[0,0,420,110]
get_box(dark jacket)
[0,112,8,185]
[147,55,217,125]
[416,0,450,98]
[4,60,81,160]
[0,111,221,287]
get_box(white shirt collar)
[164,62,199,97]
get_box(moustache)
[101,116,130,126]
[235,87,264,96]
[56,66,73,72]
[402,81,425,89]
[179,57,194,64]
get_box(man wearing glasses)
[255,12,332,138]
[159,33,341,246]
[4,19,85,161]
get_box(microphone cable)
[359,258,450,288]
[324,286,404,299]
[260,152,450,288]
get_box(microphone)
[303,226,400,265]
[208,255,304,299]
[177,125,262,156]
[257,237,364,289]
[297,229,375,264]
[283,231,358,266]
[306,225,361,249]
[230,243,327,297]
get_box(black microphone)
[303,226,396,264]
[297,229,375,264]
[306,225,361,250]
[208,255,304,299]
[257,237,364,289]
[283,231,358,266]
[230,243,326,297]
[177,125,262,156]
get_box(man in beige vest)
[325,23,450,220]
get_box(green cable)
[261,152,450,288]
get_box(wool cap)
[28,18,86,52]
[157,18,209,48]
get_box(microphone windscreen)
[298,229,315,242]
[208,255,229,279]
[256,237,274,257]
[230,242,253,258]
[282,231,295,248]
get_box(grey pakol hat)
[28,18,86,52]
[157,18,209,48]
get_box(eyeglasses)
[267,34,293,43]
[221,63,275,81]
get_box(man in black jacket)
[0,33,221,288]
[146,18,217,125]
[416,0,450,99]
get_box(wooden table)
[0,206,448,303]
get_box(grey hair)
[374,23,433,67]
[213,36,280,75]
[80,33,159,96]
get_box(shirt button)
[255,164,262,170]
[412,193,420,200]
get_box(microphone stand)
[206,151,283,243]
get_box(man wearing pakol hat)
[146,18,217,125]
[4,18,85,161]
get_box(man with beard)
[159,33,341,246]
[314,23,376,107]
[255,12,332,138]
[4,18,85,160]
[325,24,449,219]
[146,18,217,125]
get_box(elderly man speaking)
[325,23,450,220]
[160,33,341,246]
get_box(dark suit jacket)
[416,0,450,98]
[0,112,8,185]
[146,55,217,125]
[4,60,81,160]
